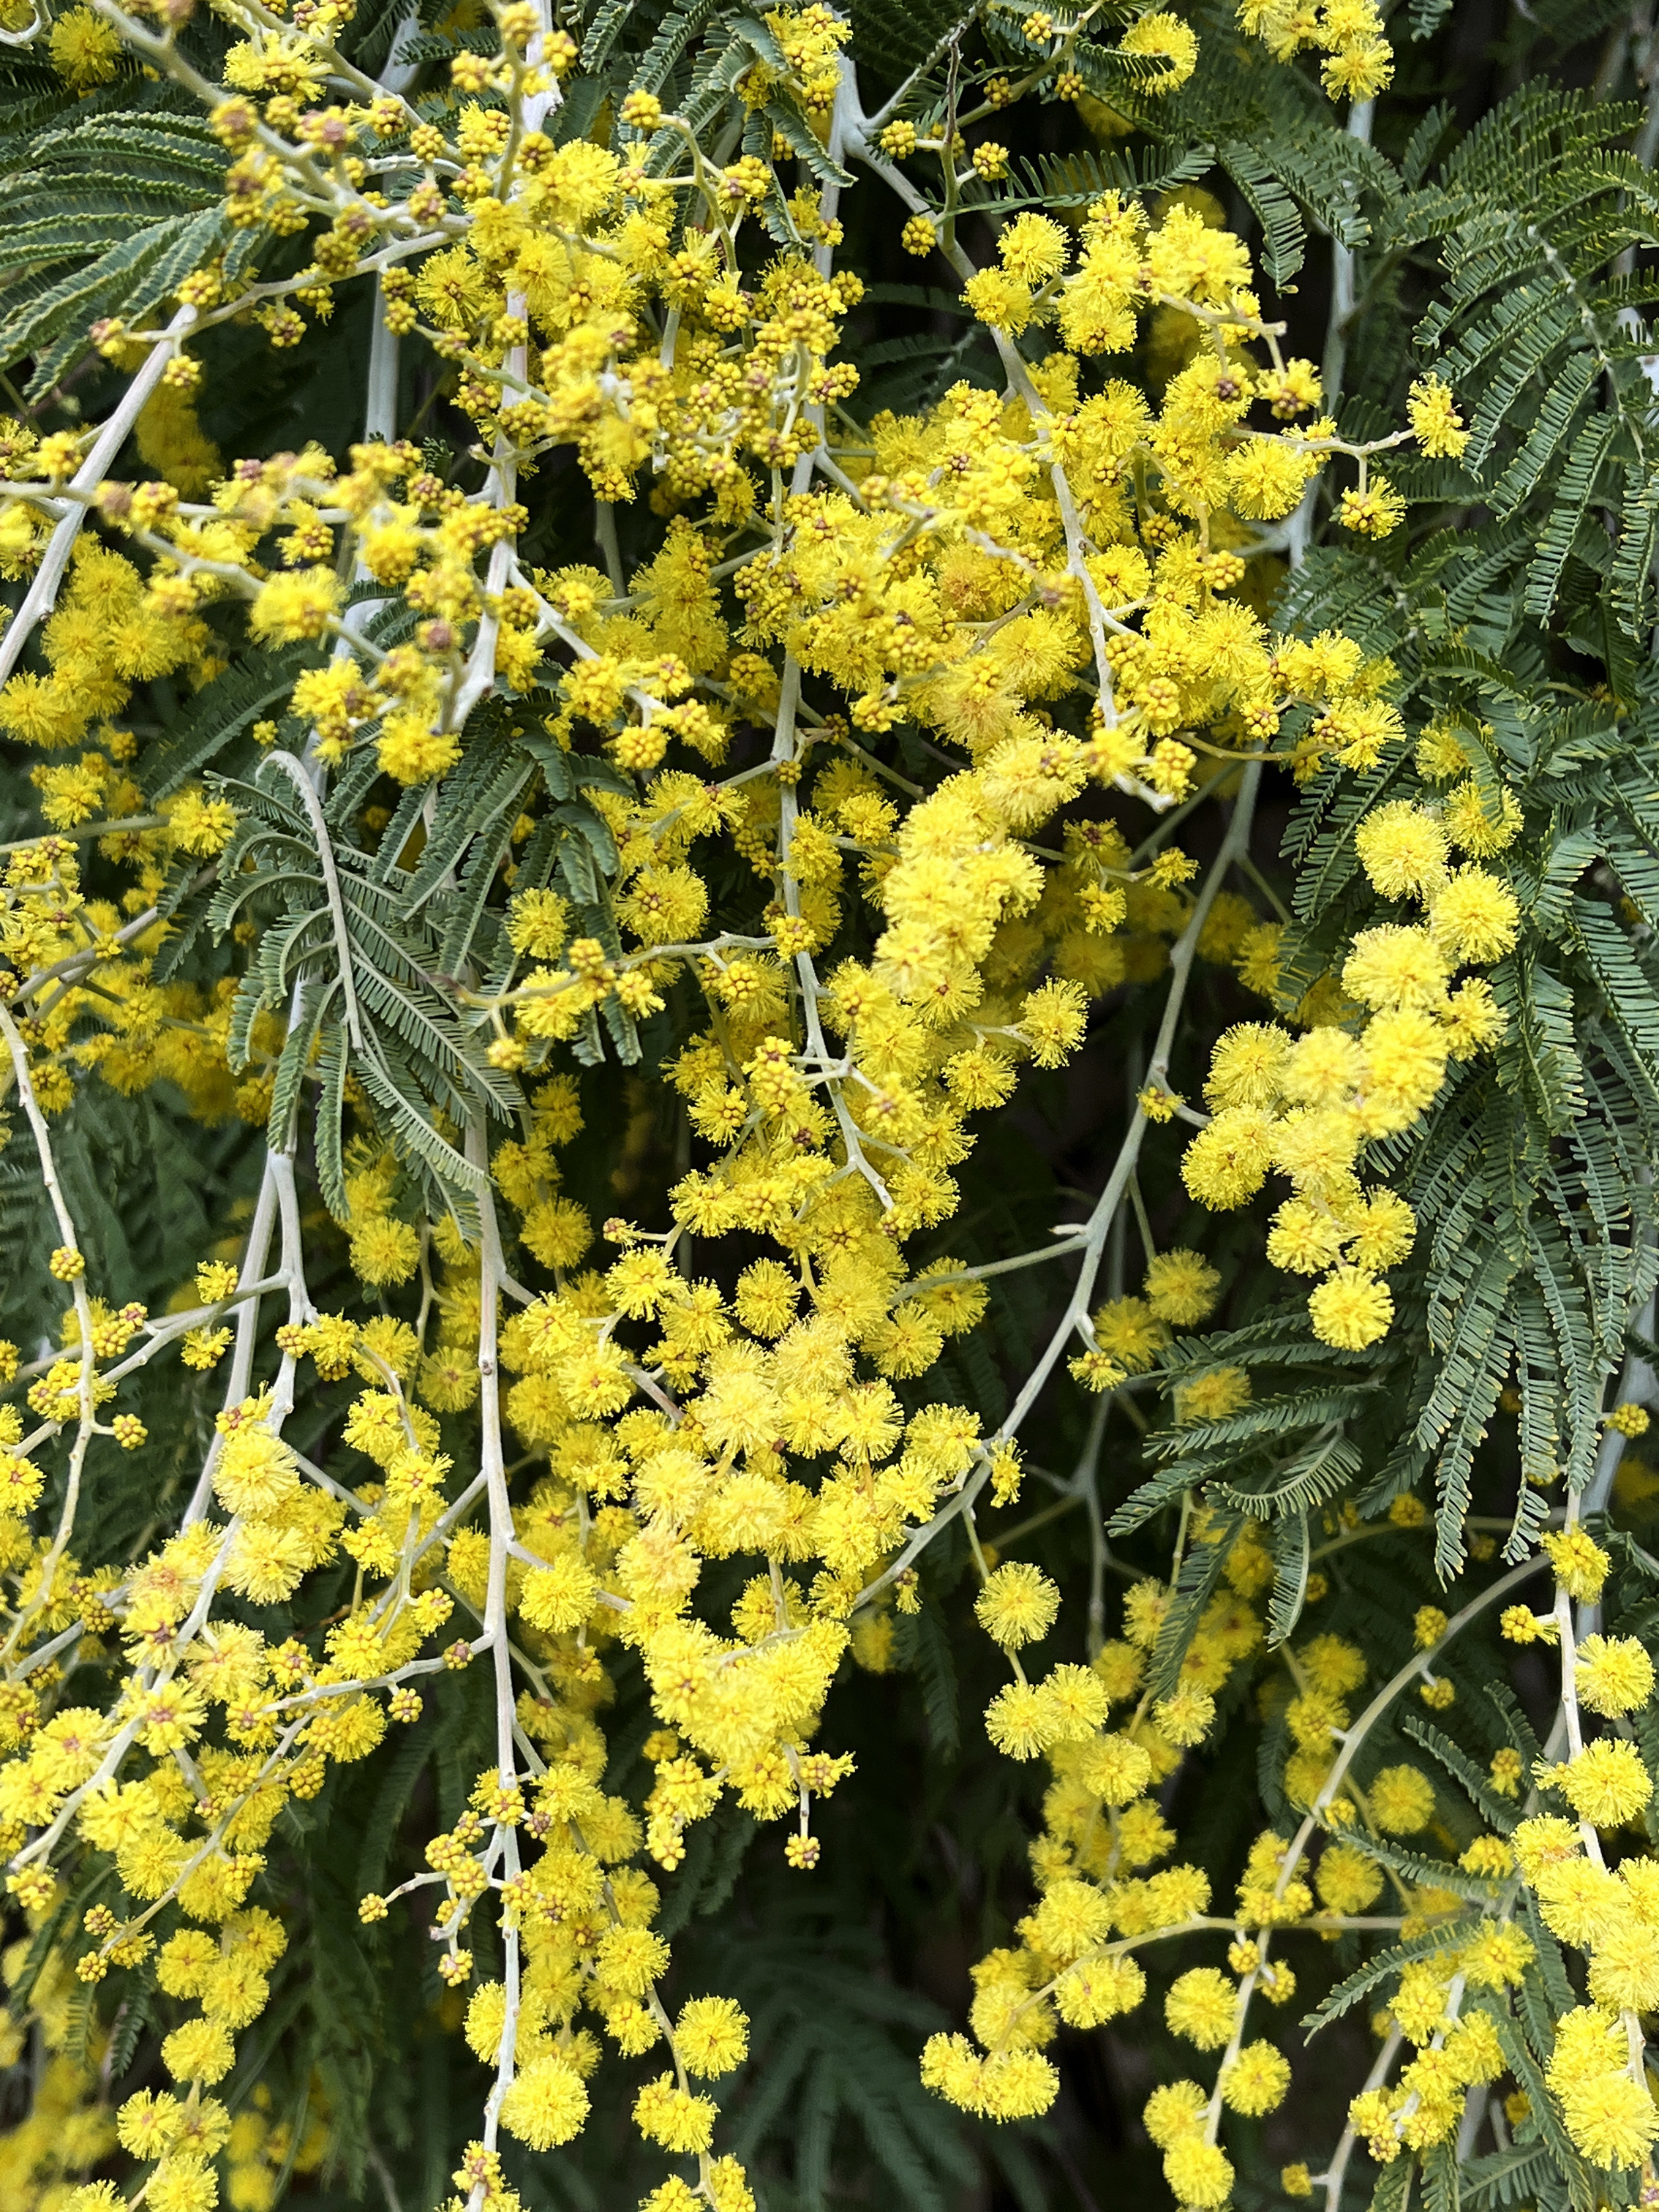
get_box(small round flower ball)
[1164,2136,1235,2209]
[1143,1247,1221,1326]
[499,2053,589,2151]
[1222,2039,1291,2115]
[1309,1266,1393,1350]
[1369,1764,1435,1835]
[1165,1965,1237,2050]
[974,1562,1061,1652]
[1355,801,1449,903]
[1576,1633,1655,1718]
[675,1995,748,2079]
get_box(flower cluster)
[1183,767,1516,1354]
[0,0,1652,2210]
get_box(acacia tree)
[0,1,1657,2208]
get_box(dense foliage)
[5,1,1659,2209]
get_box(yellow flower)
[1165,1965,1238,2048]
[1355,802,1449,902]
[1427,868,1521,965]
[1143,2079,1208,2145]
[1118,10,1198,91]
[49,6,121,87]
[674,1995,748,2078]
[1407,377,1469,459]
[1576,1634,1655,1718]
[1181,1108,1275,1209]
[1173,1366,1252,1422]
[1222,2039,1290,2114]
[1553,1739,1652,1827]
[1205,1021,1292,1110]
[1143,1248,1220,1325]
[1032,1877,1113,1963]
[1369,1765,1434,1835]
[1316,1841,1384,1914]
[975,1562,1060,1649]
[1308,1267,1393,1350]
[1543,1527,1611,1601]
[248,567,342,644]
[1163,2136,1234,2208]
[500,2055,589,2149]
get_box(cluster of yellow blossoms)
[0,0,1652,2208]
[941,1478,1659,2196]
[1238,0,1393,102]
[1182,756,1519,1358]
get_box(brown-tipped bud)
[210,97,257,146]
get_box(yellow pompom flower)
[1343,926,1451,1012]
[975,1562,1060,1649]
[1554,1739,1652,1827]
[1163,2136,1234,2208]
[507,887,571,960]
[1407,377,1469,459]
[998,212,1069,283]
[349,1218,421,1287]
[1282,1025,1363,1107]
[1118,10,1199,90]
[1575,1635,1655,1718]
[49,6,121,86]
[1428,868,1521,965]
[1091,1295,1170,1372]
[1555,2070,1659,2169]
[1222,2039,1291,2114]
[1181,1108,1275,1208]
[1315,1841,1384,1914]
[1587,1920,1659,2013]
[675,1995,748,2078]
[1308,1267,1393,1350]
[984,1681,1053,1760]
[499,2055,590,2149]
[1143,1249,1221,1325]
[1205,1021,1292,1110]
[249,568,342,644]
[1369,1765,1435,1835]
[1020,978,1089,1066]
[1077,1730,1154,1805]
[1144,2080,1208,2145]
[633,2073,718,2153]
[1055,1953,1146,2026]
[1355,802,1449,902]
[1443,778,1521,856]
[1155,1685,1216,1746]
[168,789,239,856]
[1173,1365,1253,1422]
[1165,1965,1238,2049]
[1038,1663,1110,1741]
[1031,1877,1113,1963]
[1543,1527,1611,1602]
